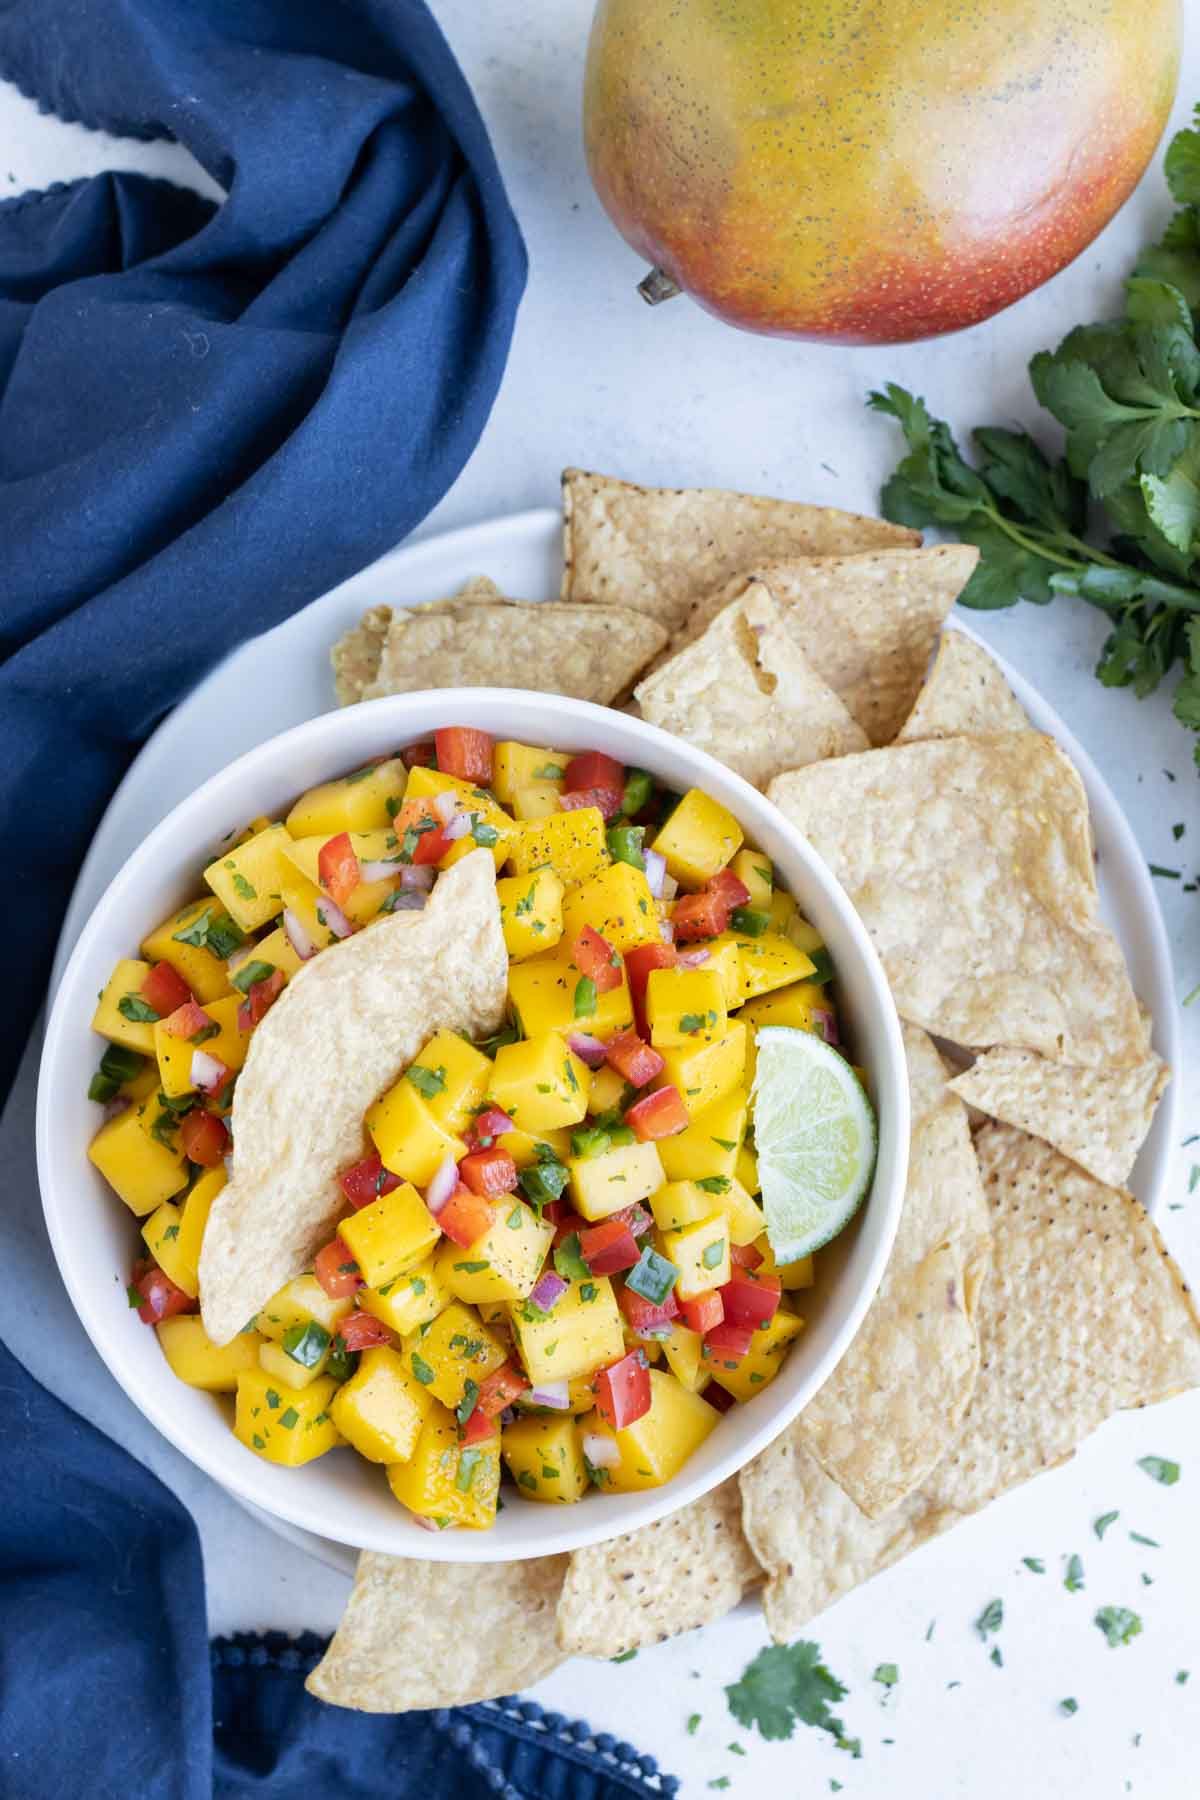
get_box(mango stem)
[638,267,681,306]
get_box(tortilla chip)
[894,628,1029,744]
[332,604,392,706]
[561,467,919,632]
[555,1480,761,1657]
[797,1026,991,1518]
[948,1046,1169,1188]
[307,1552,568,1711]
[199,852,506,1345]
[767,734,1145,1068]
[633,582,868,787]
[361,599,667,706]
[741,1124,1200,1640]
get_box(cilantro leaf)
[1095,1606,1143,1648]
[1138,1455,1181,1486]
[725,1641,852,1748]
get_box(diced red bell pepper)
[579,1216,641,1277]
[704,1319,755,1359]
[730,1241,764,1270]
[180,1108,229,1167]
[559,784,623,823]
[680,1290,725,1335]
[721,1266,781,1329]
[705,1381,737,1414]
[671,890,730,943]
[603,1028,665,1089]
[436,1184,495,1248]
[573,924,623,993]
[339,1310,395,1351]
[340,1151,401,1210]
[434,726,494,784]
[464,1107,515,1150]
[611,1203,653,1239]
[595,1348,652,1430]
[618,1283,680,1336]
[161,998,215,1041]
[140,960,193,1019]
[237,967,286,1031]
[625,1085,689,1141]
[130,1258,197,1325]
[459,1406,500,1445]
[475,1360,530,1417]
[458,1146,520,1198]
[624,941,677,1035]
[707,868,752,912]
[317,831,361,909]
[314,1235,364,1299]
[392,796,455,866]
[564,750,625,796]
[402,740,437,769]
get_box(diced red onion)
[622,1203,653,1238]
[528,1378,570,1410]
[359,859,399,883]
[813,1009,840,1047]
[319,894,354,939]
[424,1155,459,1217]
[226,942,257,974]
[643,848,667,897]
[500,1406,518,1427]
[399,863,435,890]
[659,918,675,944]
[412,1513,441,1533]
[386,891,427,912]
[566,1031,608,1068]
[676,946,711,969]
[529,1269,568,1314]
[580,1430,619,1470]
[103,1096,130,1124]
[190,1049,230,1095]
[432,789,458,824]
[443,811,471,842]
[661,873,679,902]
[282,907,316,961]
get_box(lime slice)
[752,1026,877,1263]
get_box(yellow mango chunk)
[508,1277,624,1384]
[578,1370,719,1491]
[258,1337,329,1390]
[660,1213,730,1300]
[736,1143,759,1195]
[711,1176,767,1248]
[339,1181,441,1290]
[511,782,564,821]
[141,1161,223,1298]
[88,1100,188,1217]
[255,1273,354,1341]
[203,824,292,932]
[234,1370,339,1467]
[330,1346,434,1463]
[658,1020,746,1118]
[277,870,342,953]
[739,979,828,1030]
[768,887,797,934]
[496,867,565,959]
[699,939,745,1010]
[286,757,407,836]
[495,1121,572,1170]
[661,1320,710,1393]
[648,1179,715,1234]
[154,994,247,1099]
[141,899,242,1004]
[731,848,773,911]
[92,959,159,1054]
[157,1316,261,1391]
[753,1236,815,1291]
[561,861,662,956]
[280,831,400,925]
[492,741,567,805]
[706,1308,805,1402]
[586,1064,627,1116]
[386,1405,500,1529]
[489,1033,591,1132]
[506,807,610,888]
[402,1301,507,1409]
[502,1415,588,1503]
[358,1257,448,1337]
[437,1198,554,1304]
[508,948,633,1041]
[242,924,304,988]
[657,1087,747,1184]
[366,1076,467,1186]
[403,767,512,869]
[407,1030,493,1135]
[651,790,743,887]
[646,966,727,1048]
[568,1138,665,1221]
[714,930,814,1001]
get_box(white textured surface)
[3,5,1200,1793]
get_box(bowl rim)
[37,687,909,1562]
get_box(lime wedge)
[752,1026,877,1263]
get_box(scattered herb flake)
[1023,1556,1046,1573]
[974,1598,1003,1640]
[1094,1512,1120,1540]
[1138,1455,1180,1486]
[873,1663,899,1688]
[1095,1606,1143,1648]
[725,1640,852,1748]
[1064,1554,1085,1594]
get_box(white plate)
[50,506,1179,1577]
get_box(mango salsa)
[489,1033,591,1131]
[496,867,565,959]
[154,994,247,1099]
[506,807,610,887]
[508,948,633,1040]
[561,861,662,954]
[91,959,160,1054]
[88,1100,188,1216]
[705,1308,805,1402]
[436,1198,553,1304]
[386,1406,500,1529]
[286,757,407,836]
[491,741,567,805]
[203,823,292,932]
[329,1346,433,1463]
[651,789,743,886]
[508,1277,625,1384]
[141,899,242,1004]
[402,1301,507,1409]
[234,1370,339,1467]
[502,1415,589,1503]
[579,1370,719,1491]
[158,1316,261,1391]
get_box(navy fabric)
[0,0,528,1103]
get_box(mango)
[657,1020,746,1118]
[508,1276,625,1384]
[204,824,292,933]
[243,924,304,987]
[386,1405,500,1529]
[402,1301,507,1410]
[358,1258,449,1337]
[502,1414,589,1503]
[88,1100,188,1217]
[407,1030,493,1135]
[286,757,407,836]
[508,947,633,1041]
[661,1320,710,1394]
[403,767,512,868]
[366,1077,467,1187]
[496,867,565,959]
[234,1370,339,1466]
[489,1034,591,1132]
[714,930,813,1000]
[568,1137,665,1221]
[705,1308,804,1402]
[154,994,247,1099]
[258,1336,330,1391]
[561,861,661,954]
[491,741,568,805]
[650,789,742,887]
[659,1213,730,1299]
[657,1086,747,1184]
[338,1181,441,1289]
[141,899,242,1003]
[578,1369,719,1491]
[329,1346,433,1463]
[157,1315,261,1391]
[437,1199,554,1304]
[255,1273,354,1342]
[506,807,610,888]
[141,1163,223,1297]
[739,979,827,1031]
[92,959,160,1054]
[511,782,565,821]
[645,966,726,1048]
[731,849,773,911]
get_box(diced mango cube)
[648,1180,714,1234]
[255,1273,354,1341]
[658,1021,746,1118]
[712,1176,767,1247]
[358,1257,448,1337]
[657,1087,747,1184]
[787,914,826,961]
[339,1181,441,1290]
[753,1236,815,1290]
[403,767,512,869]
[705,1307,804,1401]
[502,1414,588,1503]
[732,849,774,911]
[243,924,304,988]
[157,1315,261,1391]
[386,1405,500,1529]
[278,870,342,953]
[661,1320,710,1393]
[586,1064,628,1115]
[203,824,292,932]
[715,930,814,1001]
[366,1076,468,1186]
[405,1030,493,1135]
[578,1370,719,1491]
[88,1100,188,1216]
[402,1301,507,1409]
[701,940,745,1010]
[660,1213,730,1299]
[737,1143,759,1195]
[508,948,633,1041]
[496,867,565,959]
[142,1162,222,1297]
[560,861,662,957]
[496,1121,572,1170]
[651,790,743,887]
[506,807,610,888]
[234,1370,339,1466]
[511,782,564,821]
[436,1198,554,1304]
[645,966,727,1048]
[258,1337,329,1390]
[92,959,159,1054]
[508,1277,625,1384]
[491,742,567,805]
[739,979,828,1030]
[568,1138,665,1221]
[489,1033,591,1131]
[141,900,241,1003]
[768,888,797,934]
[154,994,247,1099]
[286,757,407,836]
[330,1346,433,1463]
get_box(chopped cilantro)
[231,872,257,901]
[506,1205,523,1229]
[873,1663,899,1688]
[410,1352,436,1385]
[277,1407,299,1430]
[696,1175,730,1194]
[230,958,276,994]
[514,883,538,917]
[1177,1671,1190,1685]
[974,1598,1003,1639]
[1094,1511,1120,1540]
[118,994,159,1023]
[1138,1455,1180,1485]
[265,1388,281,1410]
[1095,1606,1142,1648]
[406,1063,447,1099]
[452,1260,489,1274]
[456,1379,480,1426]
[283,1321,330,1369]
[532,763,564,781]
[1064,1554,1085,1593]
[126,1284,144,1309]
[554,1234,589,1282]
[686,1713,701,1735]
[725,1640,854,1749]
[455,1447,484,1492]
[711,1136,737,1151]
[610,1648,638,1664]
[1130,1531,1160,1547]
[1022,1557,1046,1573]
[1060,1698,1079,1716]
[470,816,500,848]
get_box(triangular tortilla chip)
[199,852,506,1344]
[797,1026,991,1518]
[741,1124,1200,1641]
[767,734,1145,1067]
[683,545,980,745]
[633,582,868,787]
[307,1552,568,1711]
[332,579,504,705]
[561,467,919,631]
[555,1480,761,1658]
[948,1046,1169,1188]
[894,627,1029,743]
[360,599,666,706]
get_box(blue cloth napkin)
[0,0,527,1102]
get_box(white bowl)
[37,690,909,1562]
